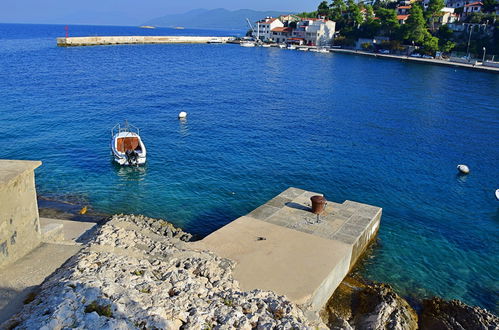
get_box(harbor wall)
[0,160,42,268]
[57,36,232,47]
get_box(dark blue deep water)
[1,23,498,312]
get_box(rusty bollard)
[310,195,327,214]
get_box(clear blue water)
[1,23,498,312]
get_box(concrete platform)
[0,219,97,325]
[193,187,382,312]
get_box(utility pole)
[466,25,473,59]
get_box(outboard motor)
[125,149,139,166]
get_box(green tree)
[318,1,331,17]
[330,0,347,21]
[404,5,427,43]
[436,25,455,52]
[365,5,375,23]
[482,0,498,12]
[375,7,400,37]
[346,0,364,27]
[421,33,439,54]
[426,0,445,31]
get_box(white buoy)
[178,111,187,119]
[457,164,470,174]
[495,189,499,201]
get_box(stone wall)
[0,160,42,268]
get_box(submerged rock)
[321,277,418,330]
[419,297,499,330]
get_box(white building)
[290,18,336,46]
[253,17,284,41]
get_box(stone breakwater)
[3,214,319,329]
[57,36,232,47]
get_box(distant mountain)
[144,8,290,31]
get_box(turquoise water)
[1,23,498,312]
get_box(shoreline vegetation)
[328,47,499,72]
[300,0,498,60]
[22,199,498,329]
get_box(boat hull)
[111,131,147,166]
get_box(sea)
[0,23,498,312]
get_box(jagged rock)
[419,297,499,330]
[321,277,418,330]
[3,214,315,329]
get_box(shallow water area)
[0,23,498,312]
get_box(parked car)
[410,53,422,58]
[422,54,434,59]
[378,49,390,54]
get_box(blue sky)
[0,0,316,25]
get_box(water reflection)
[455,173,469,184]
[113,162,147,181]
[178,118,189,137]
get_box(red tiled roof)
[397,5,412,9]
[271,27,292,32]
[397,14,410,19]
[464,2,482,6]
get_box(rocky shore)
[3,215,318,329]
[3,214,498,329]
[321,274,498,330]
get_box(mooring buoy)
[178,111,187,119]
[457,164,470,174]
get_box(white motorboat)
[278,44,286,49]
[318,48,330,53]
[298,47,308,51]
[309,48,319,52]
[240,41,256,47]
[287,45,296,50]
[111,122,147,166]
[262,44,272,48]
[495,189,499,201]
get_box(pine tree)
[404,5,427,43]
[426,0,445,31]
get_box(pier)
[57,36,232,47]
[193,187,382,312]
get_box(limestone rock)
[419,297,499,330]
[4,214,314,329]
[321,277,418,330]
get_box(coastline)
[2,213,497,329]
[328,48,499,73]
[36,197,499,320]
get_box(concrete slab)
[193,216,352,307]
[0,218,97,324]
[39,218,97,243]
[0,243,81,324]
[192,187,382,312]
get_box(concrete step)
[39,218,97,245]
[0,243,82,325]
[40,222,64,243]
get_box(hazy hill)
[144,8,289,31]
